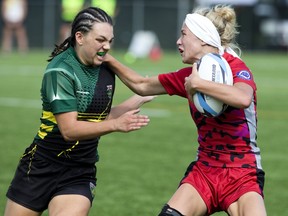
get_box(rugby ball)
[193,53,233,117]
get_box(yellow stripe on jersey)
[78,112,108,122]
[37,111,56,139]
[42,111,57,123]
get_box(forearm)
[108,94,151,120]
[195,80,253,108]
[57,114,116,141]
[106,55,145,94]
[56,110,150,142]
[105,54,166,95]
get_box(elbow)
[62,135,77,142]
[129,87,144,96]
[61,131,78,142]
[237,95,252,109]
[128,76,153,96]
[134,88,149,96]
[232,83,254,109]
[130,84,150,96]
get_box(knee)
[158,204,184,216]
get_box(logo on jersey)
[90,182,96,198]
[76,91,90,95]
[236,70,251,80]
[107,85,113,99]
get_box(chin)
[182,57,194,65]
[182,58,189,64]
[93,60,103,66]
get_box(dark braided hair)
[48,7,113,61]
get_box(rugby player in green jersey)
[4,7,153,216]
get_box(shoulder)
[223,52,249,71]
[223,52,252,77]
[46,49,75,74]
[223,52,256,88]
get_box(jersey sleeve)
[158,67,192,97]
[223,53,256,91]
[41,69,77,114]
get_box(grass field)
[0,49,287,215]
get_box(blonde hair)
[193,5,241,55]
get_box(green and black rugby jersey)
[32,46,115,165]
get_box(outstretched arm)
[104,54,166,96]
[107,94,155,120]
[55,109,150,142]
[55,95,154,142]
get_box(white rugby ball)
[193,53,233,117]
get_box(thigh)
[47,165,97,216]
[220,167,265,213]
[48,195,91,216]
[167,183,207,216]
[4,199,42,216]
[6,154,60,212]
[227,192,267,216]
[55,165,97,203]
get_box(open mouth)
[97,51,106,57]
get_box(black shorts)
[6,153,97,212]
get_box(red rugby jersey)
[158,52,263,169]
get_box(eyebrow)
[97,35,114,42]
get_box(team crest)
[236,70,251,80]
[106,85,113,99]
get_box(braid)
[47,37,71,62]
[47,7,113,62]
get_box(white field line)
[0,97,170,117]
[0,97,41,108]
[0,65,44,76]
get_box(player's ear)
[75,31,84,46]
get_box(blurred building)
[0,0,287,51]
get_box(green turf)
[0,50,287,215]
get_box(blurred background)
[1,0,288,54]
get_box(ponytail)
[47,37,72,62]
